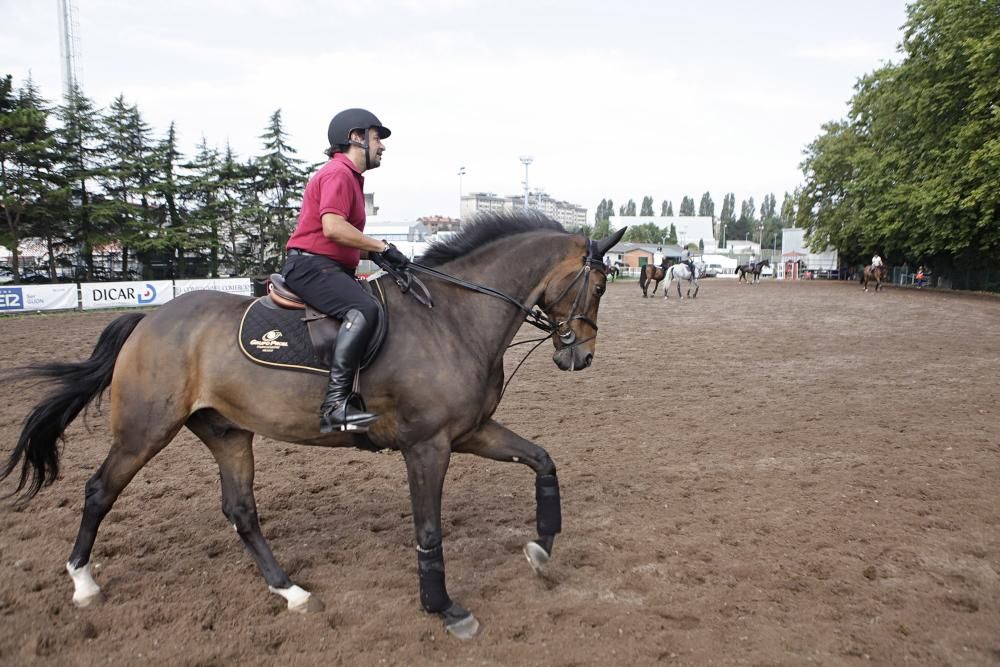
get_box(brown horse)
[862,264,887,292]
[1,212,627,640]
[638,263,667,297]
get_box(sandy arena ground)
[1,278,998,665]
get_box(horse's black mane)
[417,210,568,268]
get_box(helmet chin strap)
[348,133,374,170]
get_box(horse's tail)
[638,267,647,289]
[1,312,145,501]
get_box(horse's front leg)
[454,419,561,573]
[403,436,479,639]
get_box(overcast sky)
[5,0,909,223]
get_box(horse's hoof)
[269,584,323,613]
[524,541,550,574]
[73,591,105,608]
[290,594,325,614]
[442,603,480,639]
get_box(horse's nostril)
[583,353,593,367]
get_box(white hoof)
[67,562,103,607]
[269,584,324,613]
[523,541,550,574]
[446,613,480,640]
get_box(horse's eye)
[595,284,605,296]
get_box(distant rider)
[871,253,884,276]
[683,249,697,279]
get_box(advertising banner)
[174,278,253,298]
[80,280,174,310]
[0,283,79,313]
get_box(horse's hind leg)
[454,420,561,573]
[66,397,186,607]
[185,410,322,614]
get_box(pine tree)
[183,137,223,276]
[97,95,158,278]
[253,109,307,271]
[0,75,63,281]
[55,84,107,279]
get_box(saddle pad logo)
[250,329,289,353]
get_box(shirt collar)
[333,152,363,175]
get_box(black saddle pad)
[238,281,387,375]
[239,302,330,375]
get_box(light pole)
[457,166,466,218]
[519,156,533,208]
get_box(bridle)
[400,238,607,349]
[383,238,608,400]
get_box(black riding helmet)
[328,108,390,150]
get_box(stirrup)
[320,393,378,433]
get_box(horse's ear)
[595,226,627,257]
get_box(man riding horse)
[681,248,696,280]
[282,108,409,433]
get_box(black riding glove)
[374,243,409,271]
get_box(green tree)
[667,223,677,244]
[780,191,796,227]
[593,197,612,238]
[679,195,695,216]
[96,95,158,278]
[183,137,224,276]
[698,191,714,217]
[624,221,663,243]
[252,109,307,271]
[0,75,63,281]
[733,197,756,240]
[56,84,108,279]
[718,192,735,249]
[640,195,654,216]
[798,0,1000,287]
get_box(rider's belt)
[287,249,317,257]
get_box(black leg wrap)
[536,474,562,536]
[416,545,452,614]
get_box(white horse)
[663,263,701,299]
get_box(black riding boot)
[320,308,379,433]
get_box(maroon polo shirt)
[287,153,366,269]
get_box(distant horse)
[735,259,770,284]
[862,264,887,292]
[663,263,701,299]
[638,264,668,297]
[0,212,628,639]
[605,263,621,282]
